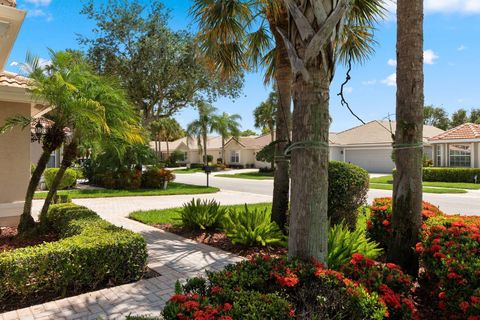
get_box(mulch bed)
[153,224,287,260]
[0,227,58,253]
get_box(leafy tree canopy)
[79,0,243,122]
[423,105,450,130]
[240,129,257,136]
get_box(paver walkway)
[1,191,271,320]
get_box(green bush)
[52,194,72,204]
[423,167,480,183]
[141,167,175,189]
[222,205,285,246]
[328,161,370,230]
[44,168,77,190]
[180,198,226,230]
[0,204,147,301]
[189,163,205,169]
[328,222,383,270]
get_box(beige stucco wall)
[0,101,30,226]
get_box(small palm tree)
[35,50,143,218]
[211,112,242,164]
[186,102,217,166]
[150,118,184,160]
[254,92,277,169]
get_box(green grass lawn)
[216,171,274,180]
[129,203,272,226]
[34,182,219,199]
[370,174,480,190]
[170,168,205,174]
[369,182,466,194]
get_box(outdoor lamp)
[32,121,45,143]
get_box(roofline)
[429,139,480,144]
[0,5,26,71]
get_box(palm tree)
[390,0,424,276]
[187,102,218,166]
[211,112,242,163]
[151,118,184,160]
[277,0,385,263]
[38,51,143,218]
[254,93,277,170]
[191,0,292,231]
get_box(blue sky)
[6,0,480,132]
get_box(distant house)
[152,121,444,173]
[329,120,444,173]
[428,123,480,168]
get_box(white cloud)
[387,59,397,66]
[424,49,439,64]
[26,8,53,21]
[457,44,467,51]
[382,73,397,87]
[25,0,52,6]
[362,79,377,86]
[425,0,480,14]
[10,61,19,67]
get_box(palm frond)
[0,115,35,134]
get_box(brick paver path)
[1,191,271,320]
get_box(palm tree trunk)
[158,134,162,160]
[269,10,292,231]
[203,132,208,166]
[270,129,275,170]
[39,141,78,218]
[288,68,330,264]
[222,137,225,164]
[18,150,52,233]
[166,140,170,160]
[389,0,424,276]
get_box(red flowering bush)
[367,197,444,250]
[164,256,387,320]
[141,167,175,189]
[418,216,480,319]
[340,253,418,319]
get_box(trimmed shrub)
[328,161,370,230]
[180,199,226,230]
[328,223,382,270]
[423,167,480,183]
[44,168,77,190]
[222,205,285,246]
[163,256,387,320]
[189,163,204,169]
[340,254,417,319]
[417,216,480,318]
[0,204,147,302]
[141,167,175,189]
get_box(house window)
[449,144,471,167]
[230,151,240,163]
[436,146,442,166]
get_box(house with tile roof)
[154,120,444,172]
[428,123,480,168]
[0,0,49,227]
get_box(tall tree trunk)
[166,140,170,160]
[39,141,78,218]
[222,137,225,164]
[389,0,424,276]
[18,150,52,233]
[203,132,208,166]
[158,134,162,160]
[269,9,292,231]
[288,69,331,263]
[155,134,159,159]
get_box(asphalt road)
[174,172,480,216]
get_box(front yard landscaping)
[371,174,480,189]
[369,182,467,194]
[216,171,274,180]
[0,204,148,312]
[170,167,205,174]
[34,182,219,199]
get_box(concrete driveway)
[174,172,480,215]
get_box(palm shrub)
[222,205,285,246]
[44,168,77,190]
[179,199,226,230]
[328,223,383,270]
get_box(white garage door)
[345,149,395,173]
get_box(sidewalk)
[2,191,270,320]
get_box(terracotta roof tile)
[429,123,480,141]
[0,71,30,88]
[0,0,16,8]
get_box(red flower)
[211,286,222,295]
[170,294,187,303]
[386,263,400,270]
[218,317,233,320]
[438,301,446,310]
[460,301,470,313]
[470,296,480,304]
[289,309,295,317]
[382,219,390,226]
[438,292,446,300]
[448,272,460,279]
[415,242,424,253]
[183,300,200,311]
[222,303,232,311]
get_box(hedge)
[422,167,480,183]
[0,204,147,301]
[44,168,77,190]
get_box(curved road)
[174,172,480,216]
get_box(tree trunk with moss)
[389,0,424,276]
[269,8,292,232]
[40,140,78,218]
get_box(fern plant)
[328,222,383,270]
[180,198,226,230]
[222,205,285,246]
